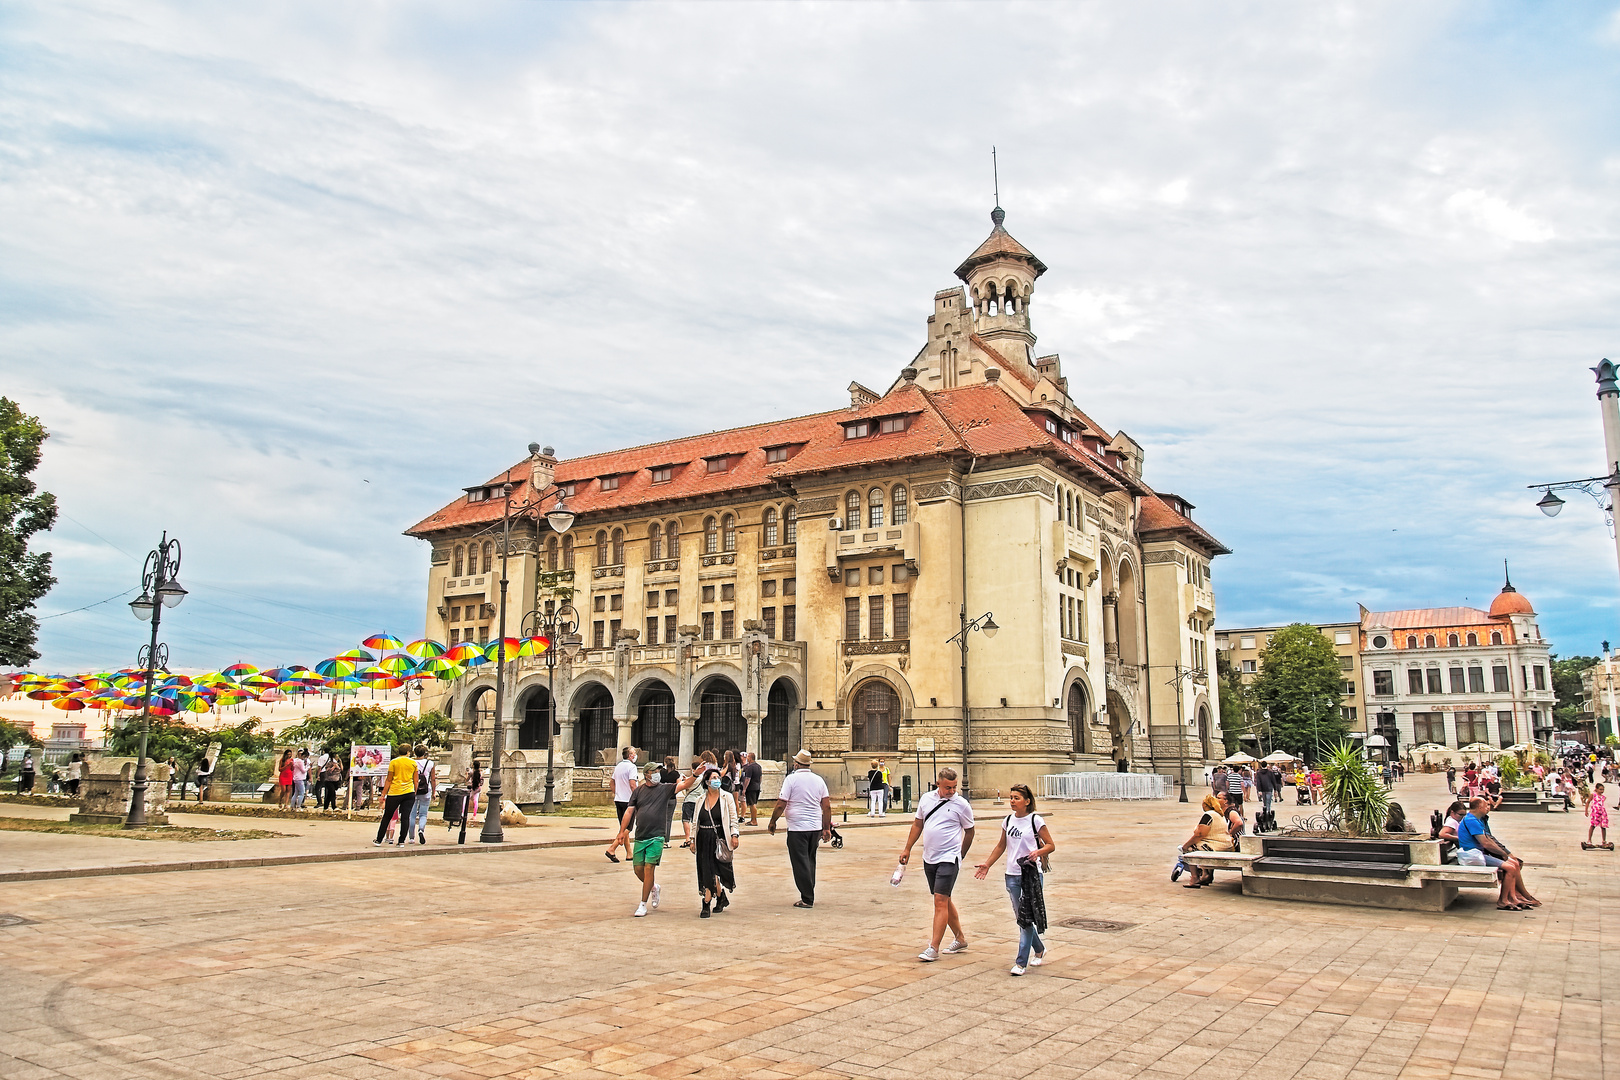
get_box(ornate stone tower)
[955,206,1048,372]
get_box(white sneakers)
[649,885,660,910]
[634,902,648,918]
[1010,964,1026,976]
[943,939,968,954]
[918,947,939,962]
[1030,953,1044,967]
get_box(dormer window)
[1045,418,1058,435]
[651,467,673,484]
[765,443,805,463]
[844,421,871,440]
[599,475,621,492]
[465,487,489,503]
[705,455,736,474]
[878,416,911,434]
[558,483,576,497]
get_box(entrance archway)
[1066,682,1089,754]
[518,686,554,750]
[765,679,796,762]
[633,681,678,762]
[695,677,744,757]
[574,684,615,766]
[851,678,900,753]
[465,686,495,735]
[1197,704,1211,760]
[1105,688,1132,765]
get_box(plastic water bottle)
[890,861,906,886]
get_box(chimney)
[985,368,1001,383]
[529,443,557,492]
[901,366,918,384]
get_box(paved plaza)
[0,772,1613,1080]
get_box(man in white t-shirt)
[768,749,831,907]
[606,747,639,863]
[899,768,976,962]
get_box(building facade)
[1360,580,1555,753]
[1215,622,1366,738]
[405,208,1230,796]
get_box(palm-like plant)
[1320,741,1389,836]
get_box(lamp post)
[521,601,582,814]
[750,637,776,757]
[1530,359,1620,591]
[478,478,576,842]
[126,533,186,828]
[1165,665,1206,803]
[945,608,998,796]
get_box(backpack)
[415,759,433,796]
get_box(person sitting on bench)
[1178,794,1243,888]
[1449,797,1539,911]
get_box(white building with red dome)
[1359,576,1555,754]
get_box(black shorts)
[614,800,629,826]
[922,860,960,897]
[745,787,760,807]
[682,801,696,822]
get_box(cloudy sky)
[5,1,1620,674]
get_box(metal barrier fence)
[1038,773,1173,801]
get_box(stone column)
[678,716,696,763]
[1102,593,1119,659]
[745,712,762,759]
[616,717,634,757]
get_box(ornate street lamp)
[1530,359,1620,593]
[945,609,998,795]
[1164,665,1206,803]
[521,601,582,814]
[126,533,184,828]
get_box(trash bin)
[442,786,467,827]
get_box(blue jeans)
[410,793,432,840]
[1004,874,1045,966]
[290,779,306,808]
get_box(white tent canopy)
[1458,743,1498,755]
[1261,751,1297,763]
[1221,752,1257,764]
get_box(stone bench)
[1495,790,1564,813]
[1186,835,1499,911]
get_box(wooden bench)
[1495,789,1564,813]
[1183,836,1499,911]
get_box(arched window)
[611,528,624,565]
[667,520,681,559]
[596,531,609,566]
[453,545,465,577]
[704,517,718,554]
[851,679,900,752]
[784,505,797,544]
[868,488,884,528]
[763,507,779,546]
[1424,634,1436,649]
[1447,633,1459,648]
[648,522,662,560]
[547,536,558,571]
[845,490,860,526]
[1491,631,1503,645]
[1406,636,1417,649]
[1466,632,1478,646]
[722,513,736,552]
[562,534,574,570]
[892,485,908,525]
[482,541,493,574]
[1066,682,1088,754]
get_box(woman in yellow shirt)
[375,746,418,847]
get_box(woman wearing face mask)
[693,757,740,918]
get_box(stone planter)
[68,757,171,826]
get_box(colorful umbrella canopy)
[483,637,523,662]
[240,673,278,690]
[257,688,288,703]
[259,667,298,682]
[221,662,257,677]
[518,635,551,657]
[314,658,357,678]
[365,676,405,690]
[336,648,375,662]
[378,655,418,675]
[445,642,485,663]
[361,632,405,651]
[51,696,86,711]
[405,638,446,659]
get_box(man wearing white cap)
[769,749,831,908]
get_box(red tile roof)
[955,220,1048,279]
[1137,493,1231,556]
[405,381,1161,538]
[1363,607,1503,629]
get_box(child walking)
[1585,782,1611,849]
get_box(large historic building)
[405,207,1229,797]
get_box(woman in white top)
[973,783,1056,975]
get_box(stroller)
[821,826,844,849]
[1254,806,1277,834]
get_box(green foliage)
[1607,733,1620,750]
[0,398,57,666]
[1497,753,1525,789]
[104,716,272,785]
[1252,624,1348,763]
[0,718,42,772]
[1216,654,1257,756]
[1320,741,1389,835]
[1551,653,1597,731]
[278,706,452,763]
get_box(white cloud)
[2,1,1618,672]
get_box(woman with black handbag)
[693,765,740,918]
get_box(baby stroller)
[1254,807,1277,834]
[821,825,844,849]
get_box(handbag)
[708,800,734,864]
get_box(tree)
[1215,654,1258,756]
[278,706,452,766]
[1252,623,1348,763]
[1550,653,1597,731]
[0,718,42,773]
[0,398,57,666]
[104,715,272,788]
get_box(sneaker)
[944,939,968,954]
[372,840,383,847]
[918,947,939,962]
[1030,953,1044,967]
[634,903,648,918]
[418,833,426,845]
[1010,964,1026,976]
[649,885,660,910]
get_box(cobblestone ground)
[0,773,1612,1079]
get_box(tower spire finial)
[1503,558,1514,591]
[991,146,1005,225]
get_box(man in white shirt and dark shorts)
[899,767,976,962]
